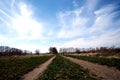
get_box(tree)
[76,48,80,54]
[49,47,58,54]
[35,49,40,55]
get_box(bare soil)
[22,56,55,80]
[64,56,120,80]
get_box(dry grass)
[68,53,120,59]
[0,54,54,60]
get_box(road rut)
[22,56,55,80]
[64,56,120,80]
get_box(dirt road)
[64,56,120,80]
[22,56,55,80]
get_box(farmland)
[39,55,97,80]
[0,55,53,80]
[0,53,120,80]
[65,55,120,70]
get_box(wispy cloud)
[57,7,88,38]
[60,29,120,48]
[72,0,79,8]
[57,1,120,47]
[85,0,99,11]
[0,0,45,51]
[11,0,16,7]
[0,1,44,40]
[89,4,120,33]
[0,0,120,52]
[11,2,43,39]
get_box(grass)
[65,55,120,70]
[39,55,97,80]
[0,55,53,80]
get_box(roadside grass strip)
[0,55,53,80]
[39,55,97,80]
[65,55,120,70]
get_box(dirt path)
[22,56,55,80]
[64,56,120,80]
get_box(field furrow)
[22,56,55,80]
[64,55,120,80]
[0,55,53,80]
[65,55,120,70]
[39,55,97,80]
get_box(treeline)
[59,46,120,56]
[0,46,32,56]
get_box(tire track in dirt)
[64,56,120,80]
[22,56,55,80]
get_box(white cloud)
[57,8,88,38]
[11,0,16,7]
[47,30,54,36]
[0,1,44,40]
[94,4,116,16]
[89,4,119,33]
[72,0,79,8]
[85,0,99,11]
[0,0,120,52]
[0,35,5,41]
[10,43,50,53]
[19,3,32,17]
[57,2,120,47]
[0,9,12,19]
[61,29,120,48]
[10,2,43,39]
[0,1,46,52]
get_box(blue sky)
[0,0,120,53]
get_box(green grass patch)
[65,55,120,70]
[0,55,53,80]
[39,55,97,80]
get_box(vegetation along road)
[39,55,97,80]
[23,56,55,80]
[0,55,53,80]
[64,55,120,80]
[1,54,120,80]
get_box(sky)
[0,0,120,53]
